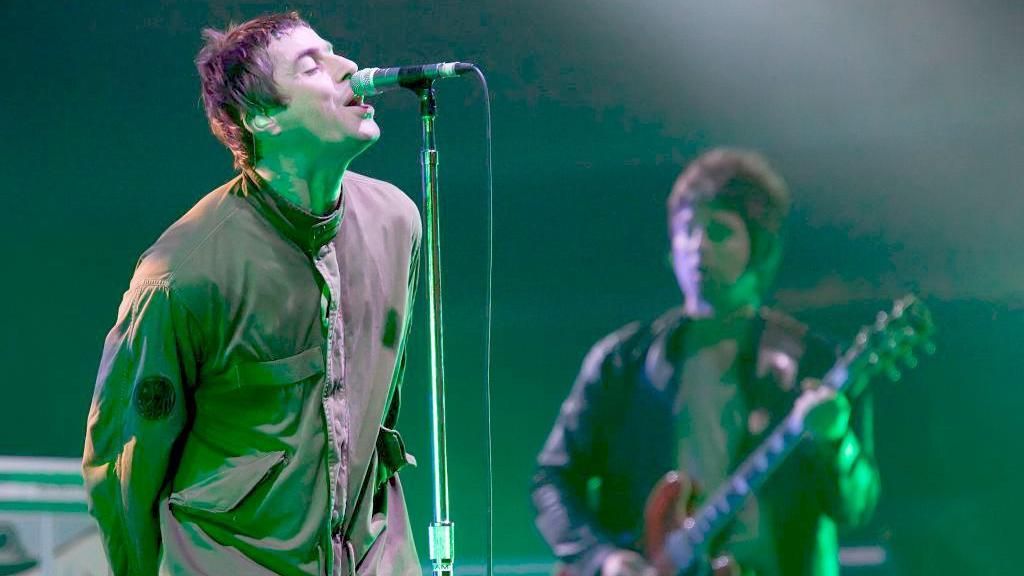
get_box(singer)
[82,12,421,575]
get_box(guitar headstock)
[834,294,935,394]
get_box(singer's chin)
[341,121,380,155]
[356,119,381,144]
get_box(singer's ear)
[243,110,281,136]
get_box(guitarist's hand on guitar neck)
[793,383,852,443]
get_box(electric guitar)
[644,295,934,576]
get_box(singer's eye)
[297,55,320,76]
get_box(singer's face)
[264,26,379,153]
[670,201,752,316]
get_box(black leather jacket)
[531,307,880,576]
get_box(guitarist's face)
[670,202,755,317]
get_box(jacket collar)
[238,169,343,255]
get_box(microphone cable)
[469,64,496,576]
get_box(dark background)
[2,1,1020,573]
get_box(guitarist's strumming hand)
[602,550,739,576]
[601,549,656,576]
[793,380,852,443]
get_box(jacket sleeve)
[811,388,881,527]
[390,220,421,422]
[531,326,638,576]
[798,329,881,528]
[82,279,199,575]
[378,223,422,478]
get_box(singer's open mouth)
[343,92,362,107]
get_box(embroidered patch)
[382,308,400,349]
[133,376,176,421]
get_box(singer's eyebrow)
[292,43,334,68]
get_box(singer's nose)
[328,54,358,84]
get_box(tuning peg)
[903,354,919,369]
[885,365,902,382]
[923,341,937,356]
[884,335,899,351]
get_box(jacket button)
[318,246,330,259]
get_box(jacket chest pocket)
[201,346,326,426]
[227,345,326,388]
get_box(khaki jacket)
[83,170,421,575]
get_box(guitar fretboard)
[678,363,850,547]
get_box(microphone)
[350,62,474,97]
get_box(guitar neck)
[685,416,803,544]
[683,361,851,545]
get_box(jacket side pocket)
[168,450,286,514]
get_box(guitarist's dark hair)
[667,148,790,291]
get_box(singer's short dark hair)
[667,148,791,289]
[195,12,307,170]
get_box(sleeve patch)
[382,308,400,349]
[133,376,176,421]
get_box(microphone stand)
[410,80,455,576]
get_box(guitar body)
[644,472,738,576]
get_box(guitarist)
[531,149,880,576]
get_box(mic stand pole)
[411,80,455,576]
